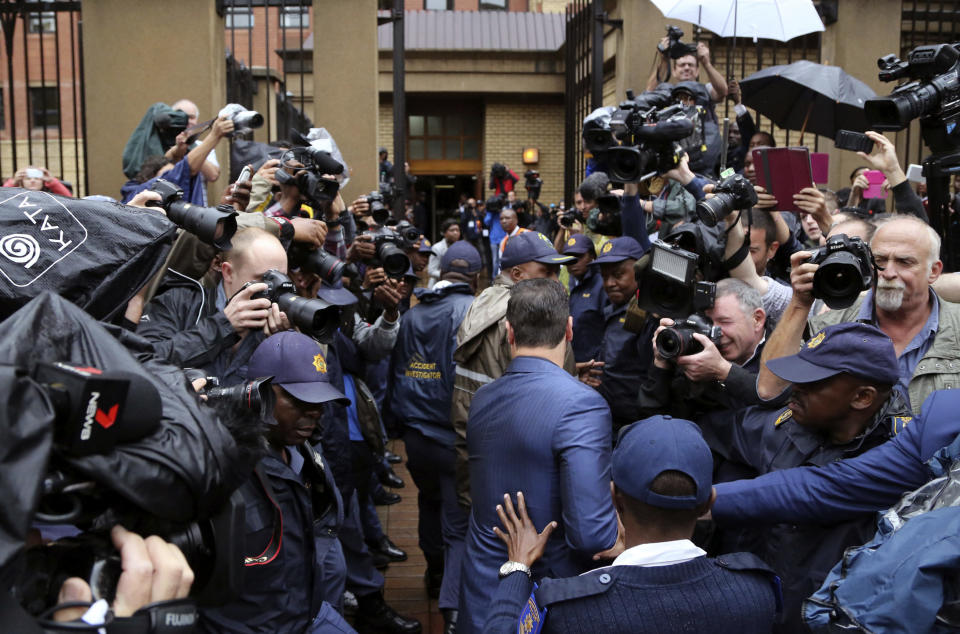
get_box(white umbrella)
[650,0,824,43]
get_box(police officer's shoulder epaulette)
[891,415,913,436]
[714,553,783,614]
[534,568,619,607]
[774,408,793,428]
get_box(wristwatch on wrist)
[498,561,532,579]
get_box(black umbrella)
[739,60,876,144]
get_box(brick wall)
[379,100,565,205]
[482,101,565,205]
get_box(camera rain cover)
[0,292,251,577]
[0,189,177,322]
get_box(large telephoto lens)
[165,200,238,250]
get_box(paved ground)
[375,439,447,633]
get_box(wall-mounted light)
[522,148,539,165]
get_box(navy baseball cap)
[248,331,350,405]
[612,416,713,510]
[418,237,433,254]
[561,233,596,257]
[766,322,899,386]
[592,236,646,265]
[315,280,358,306]
[442,240,482,274]
[500,231,574,268]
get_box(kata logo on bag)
[0,190,87,288]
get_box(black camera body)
[664,25,698,60]
[696,173,758,226]
[807,233,875,309]
[367,190,390,224]
[524,170,543,201]
[491,163,507,180]
[247,270,341,342]
[289,243,356,285]
[147,179,238,250]
[656,313,722,360]
[604,94,692,182]
[486,195,504,215]
[204,376,275,417]
[865,44,960,152]
[636,240,718,319]
[361,228,413,278]
[275,169,340,208]
[559,208,585,228]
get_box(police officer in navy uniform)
[385,241,483,634]
[699,321,913,633]
[200,331,355,633]
[482,415,779,634]
[562,233,608,363]
[579,236,656,431]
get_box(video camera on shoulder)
[661,25,698,60]
[148,178,238,250]
[806,233,875,309]
[865,43,960,141]
[601,88,692,182]
[13,362,245,613]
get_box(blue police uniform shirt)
[597,304,655,428]
[569,266,608,363]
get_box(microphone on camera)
[32,363,162,456]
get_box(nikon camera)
[807,233,874,309]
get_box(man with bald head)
[758,214,960,415]
[138,227,294,384]
[172,98,221,187]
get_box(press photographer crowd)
[7,23,960,634]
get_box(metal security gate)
[221,0,313,143]
[0,0,86,195]
[564,0,596,205]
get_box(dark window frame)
[29,86,59,129]
[479,0,508,10]
[225,7,254,29]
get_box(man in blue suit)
[458,278,620,633]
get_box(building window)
[281,7,309,28]
[226,7,254,29]
[425,0,453,9]
[27,11,56,33]
[408,112,482,161]
[479,0,508,10]
[29,86,59,129]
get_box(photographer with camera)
[137,228,293,385]
[489,162,519,196]
[756,215,960,416]
[638,278,768,421]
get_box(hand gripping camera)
[806,233,875,309]
[238,270,341,343]
[696,172,758,227]
[656,313,722,360]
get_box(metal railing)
[0,0,86,195]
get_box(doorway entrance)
[412,174,480,243]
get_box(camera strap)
[722,210,752,271]
[244,464,284,567]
